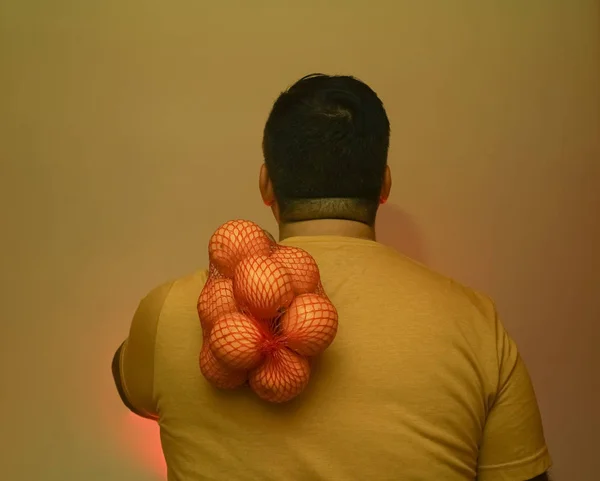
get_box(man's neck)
[279,219,376,241]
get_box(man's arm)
[111,282,173,419]
[476,297,551,481]
[112,341,156,419]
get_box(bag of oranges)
[197,220,338,403]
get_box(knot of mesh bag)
[197,219,339,403]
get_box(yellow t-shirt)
[119,236,551,481]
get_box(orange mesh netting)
[197,219,338,403]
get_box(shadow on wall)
[376,204,427,264]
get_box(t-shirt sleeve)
[118,281,174,419]
[477,316,552,481]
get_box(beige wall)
[1,2,598,480]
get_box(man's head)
[260,74,391,227]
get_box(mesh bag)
[197,219,338,403]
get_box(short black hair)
[263,74,390,225]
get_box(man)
[113,74,551,480]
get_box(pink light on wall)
[121,412,167,479]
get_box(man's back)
[112,74,550,480]
[138,236,550,480]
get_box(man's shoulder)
[376,248,498,322]
[170,268,210,292]
[142,268,209,315]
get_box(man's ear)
[380,165,392,204]
[259,164,281,223]
[259,164,276,207]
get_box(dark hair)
[263,74,390,225]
